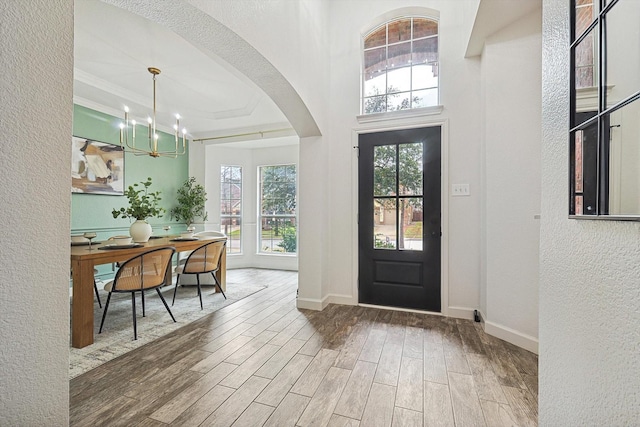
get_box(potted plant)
[112,177,165,242]
[169,177,208,231]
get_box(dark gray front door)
[358,126,441,312]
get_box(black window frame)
[569,0,640,218]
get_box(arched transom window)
[362,17,439,114]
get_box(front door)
[358,126,441,312]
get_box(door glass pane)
[604,1,640,108]
[399,143,423,196]
[374,145,396,196]
[374,198,396,249]
[400,198,423,251]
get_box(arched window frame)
[361,15,440,116]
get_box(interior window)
[362,17,439,114]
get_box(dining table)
[70,235,226,348]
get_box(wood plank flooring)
[70,269,538,427]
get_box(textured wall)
[540,0,640,424]
[0,0,73,424]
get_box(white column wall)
[481,10,541,352]
[0,0,73,424]
[541,0,640,424]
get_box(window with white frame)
[362,16,439,114]
[258,164,297,254]
[220,165,242,254]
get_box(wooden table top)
[71,235,226,263]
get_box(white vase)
[130,219,152,243]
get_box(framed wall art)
[71,136,124,195]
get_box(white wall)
[325,0,483,315]
[541,0,640,424]
[0,0,73,424]
[481,10,541,353]
[199,143,299,272]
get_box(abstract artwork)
[71,136,124,195]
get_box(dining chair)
[70,268,102,308]
[99,247,176,340]
[176,230,227,264]
[173,240,226,309]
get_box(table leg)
[216,249,226,292]
[71,259,95,348]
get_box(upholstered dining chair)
[99,246,176,340]
[172,239,226,309]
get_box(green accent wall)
[71,104,188,235]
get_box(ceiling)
[73,0,294,144]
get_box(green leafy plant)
[276,226,297,253]
[112,177,165,220]
[169,177,208,227]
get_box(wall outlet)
[452,183,470,196]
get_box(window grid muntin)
[362,16,439,114]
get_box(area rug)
[69,272,267,379]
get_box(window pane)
[364,72,386,97]
[259,165,296,254]
[605,1,640,108]
[374,145,396,196]
[575,1,594,38]
[363,94,388,114]
[260,216,296,253]
[365,47,386,74]
[388,19,411,43]
[220,165,242,253]
[607,98,640,215]
[413,37,438,64]
[411,63,438,90]
[222,217,241,254]
[574,28,596,89]
[400,198,423,251]
[374,198,396,249]
[387,67,411,93]
[387,90,412,111]
[411,88,439,108]
[399,143,423,196]
[388,41,411,70]
[413,18,438,39]
[365,25,386,49]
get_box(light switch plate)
[452,184,470,196]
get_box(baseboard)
[296,295,329,311]
[484,320,539,354]
[447,306,476,320]
[326,294,357,306]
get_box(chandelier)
[119,67,187,158]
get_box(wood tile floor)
[70,269,538,427]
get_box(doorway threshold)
[358,303,443,317]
